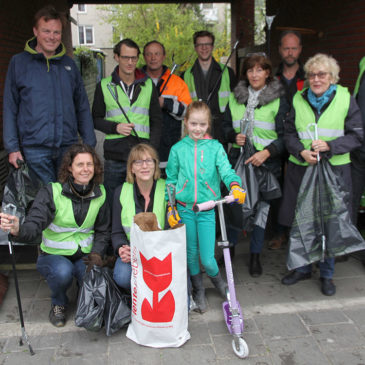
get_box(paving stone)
[161,345,217,364]
[266,336,330,365]
[298,309,349,325]
[207,317,257,336]
[27,299,52,324]
[327,349,365,365]
[2,348,56,364]
[4,333,60,352]
[250,282,294,307]
[217,356,273,365]
[0,297,32,323]
[335,277,365,300]
[185,314,211,346]
[254,313,309,339]
[310,323,365,352]
[109,341,162,365]
[344,307,365,335]
[5,279,41,299]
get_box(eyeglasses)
[119,55,139,63]
[308,72,329,80]
[133,159,155,167]
[195,42,213,48]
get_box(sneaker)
[49,305,66,327]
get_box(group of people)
[1,5,365,330]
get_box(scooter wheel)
[232,337,249,358]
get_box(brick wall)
[267,0,365,90]
[0,0,72,150]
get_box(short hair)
[33,5,64,29]
[184,101,212,135]
[279,30,302,46]
[58,143,103,185]
[304,53,340,84]
[143,40,166,55]
[126,144,161,184]
[241,53,273,83]
[113,38,140,57]
[193,30,215,46]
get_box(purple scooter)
[194,195,249,358]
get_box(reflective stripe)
[255,120,276,130]
[122,225,130,234]
[298,129,344,140]
[106,109,125,118]
[131,106,149,116]
[42,235,94,249]
[220,105,227,113]
[190,91,197,99]
[232,119,241,129]
[219,90,231,98]
[253,135,275,147]
[47,222,93,234]
[134,124,150,133]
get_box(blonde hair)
[183,100,212,136]
[126,143,161,183]
[304,53,340,84]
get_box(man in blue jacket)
[3,5,96,184]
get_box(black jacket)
[15,179,110,258]
[92,67,162,162]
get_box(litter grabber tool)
[158,53,189,96]
[239,118,250,153]
[3,203,34,355]
[206,40,239,106]
[107,83,142,143]
[194,196,249,359]
[307,123,326,262]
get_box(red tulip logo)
[140,252,175,322]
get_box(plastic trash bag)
[75,266,131,335]
[2,160,43,224]
[224,141,281,231]
[287,160,365,270]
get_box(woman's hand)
[300,150,318,165]
[0,213,19,236]
[118,245,131,263]
[312,139,330,153]
[235,133,246,146]
[245,149,270,166]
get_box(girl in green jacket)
[166,101,246,313]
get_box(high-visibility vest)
[353,56,365,97]
[41,183,106,256]
[228,92,280,150]
[120,179,166,239]
[289,85,351,166]
[184,63,231,113]
[100,76,153,140]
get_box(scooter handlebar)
[194,195,235,212]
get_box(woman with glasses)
[222,53,289,277]
[112,143,166,291]
[279,53,363,296]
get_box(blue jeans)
[178,206,218,277]
[227,224,265,253]
[296,257,335,279]
[23,146,69,184]
[36,254,86,306]
[113,258,131,291]
[104,159,127,209]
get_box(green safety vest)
[184,63,231,113]
[100,76,153,140]
[353,56,365,97]
[289,85,351,166]
[120,179,166,239]
[41,183,106,256]
[228,92,280,150]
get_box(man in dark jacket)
[92,38,162,208]
[3,5,96,184]
[182,30,236,146]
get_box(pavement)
[1,232,365,365]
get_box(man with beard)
[276,30,305,104]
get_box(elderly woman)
[279,53,363,296]
[0,143,110,327]
[112,143,166,291]
[222,53,289,277]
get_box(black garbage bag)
[103,267,131,336]
[224,140,281,231]
[2,160,43,224]
[75,266,106,332]
[287,160,365,270]
[75,266,131,335]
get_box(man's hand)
[83,253,103,272]
[300,149,318,165]
[116,123,135,136]
[0,212,20,236]
[167,206,182,228]
[8,152,23,168]
[235,133,246,146]
[245,149,270,166]
[312,139,330,153]
[118,245,131,263]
